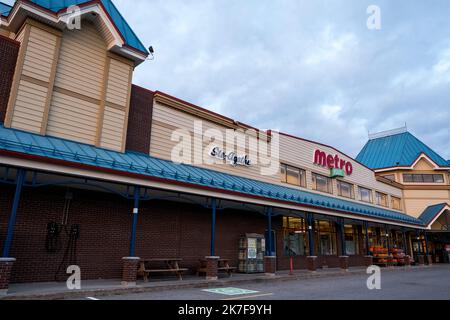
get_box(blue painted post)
[210,198,217,257]
[308,213,315,256]
[129,187,140,257]
[2,169,26,258]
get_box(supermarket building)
[0,0,449,294]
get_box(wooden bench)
[138,259,188,282]
[197,259,236,277]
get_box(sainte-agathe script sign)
[210,147,252,167]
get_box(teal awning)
[0,124,424,227]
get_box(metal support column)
[210,198,217,257]
[402,229,408,254]
[307,213,315,256]
[2,169,26,258]
[129,186,140,257]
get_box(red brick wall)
[0,184,368,284]
[0,35,20,124]
[0,185,270,283]
[125,85,154,154]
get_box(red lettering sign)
[314,149,353,176]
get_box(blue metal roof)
[0,124,424,226]
[0,2,12,16]
[418,203,448,226]
[356,132,449,170]
[26,0,148,54]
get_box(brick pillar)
[205,256,219,281]
[417,255,425,266]
[264,256,277,276]
[0,258,16,296]
[339,256,349,271]
[306,256,318,272]
[122,257,140,287]
[364,255,373,267]
[427,255,433,266]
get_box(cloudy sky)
[112,0,450,159]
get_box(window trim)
[337,180,355,199]
[391,196,402,211]
[403,173,445,184]
[358,186,373,203]
[312,172,333,194]
[280,163,307,188]
[375,191,389,207]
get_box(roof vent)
[368,125,408,140]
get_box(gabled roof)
[0,2,12,16]
[418,203,450,227]
[20,0,148,54]
[0,124,424,227]
[356,131,449,170]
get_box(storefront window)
[315,220,337,255]
[312,173,332,194]
[358,186,373,203]
[337,180,354,199]
[283,217,308,256]
[344,225,360,255]
[391,230,405,249]
[391,197,402,210]
[280,164,306,187]
[375,192,388,207]
[368,227,380,250]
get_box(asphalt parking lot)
[76,265,450,300]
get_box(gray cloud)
[115,0,450,159]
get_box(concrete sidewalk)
[1,266,424,300]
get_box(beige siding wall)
[46,21,106,145]
[53,22,106,100]
[8,24,59,134]
[150,101,279,184]
[150,101,405,212]
[279,134,403,198]
[11,80,49,132]
[403,189,450,217]
[105,59,131,107]
[47,90,99,144]
[45,21,132,151]
[21,26,56,82]
[98,57,133,151]
[100,106,126,151]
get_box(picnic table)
[197,258,237,277]
[137,258,188,282]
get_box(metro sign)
[314,149,353,176]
